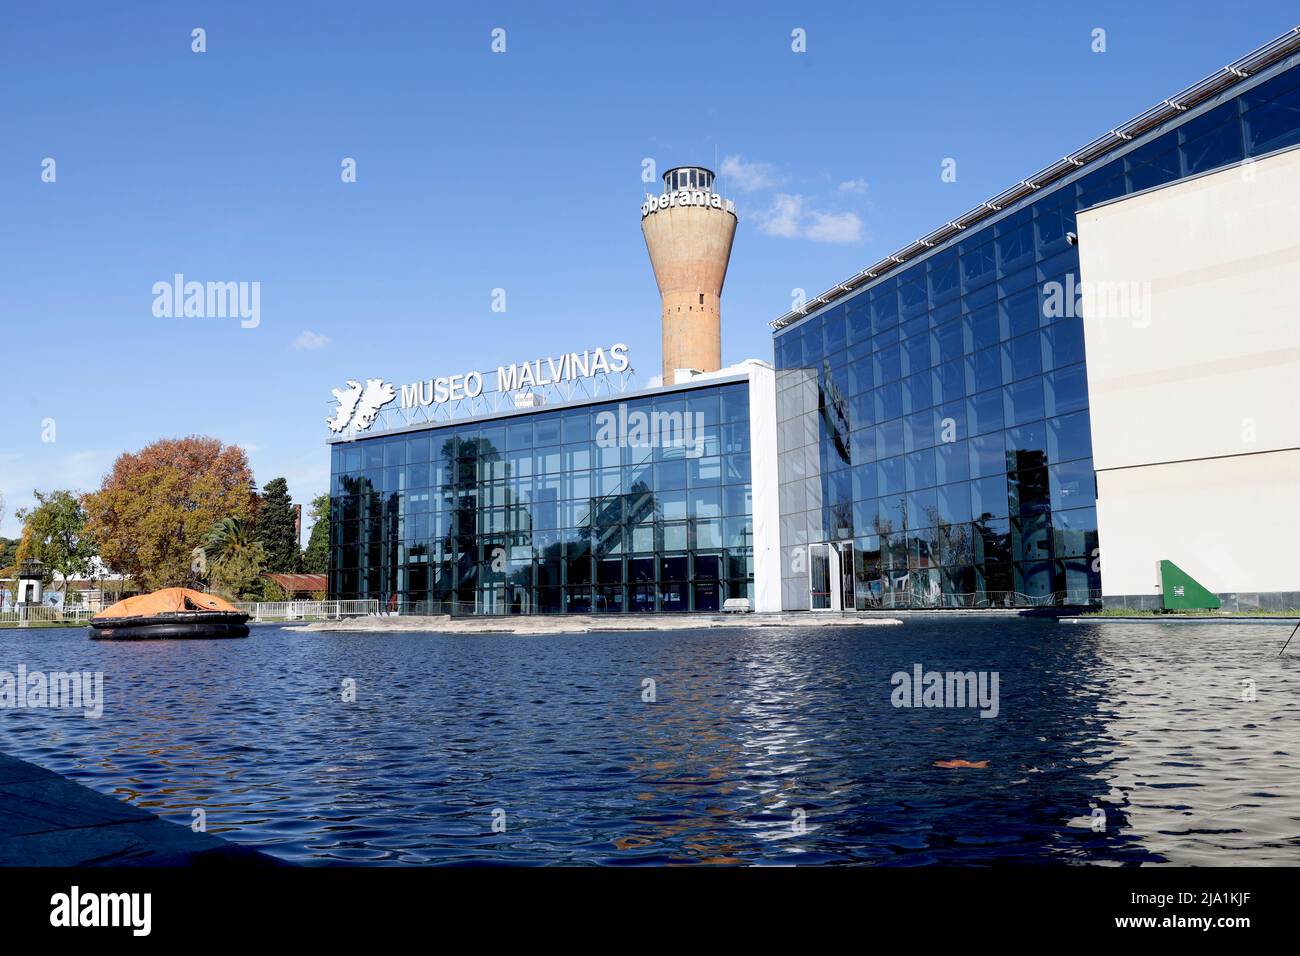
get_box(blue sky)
[2,1,1296,539]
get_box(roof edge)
[769,25,1300,331]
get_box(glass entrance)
[809,541,854,611]
[837,541,854,611]
[809,543,833,610]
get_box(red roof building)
[265,573,327,597]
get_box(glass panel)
[1244,81,1300,155]
[330,381,753,612]
[1180,103,1244,175]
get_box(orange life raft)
[88,588,250,640]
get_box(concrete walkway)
[1060,615,1300,625]
[0,753,282,866]
[287,611,905,634]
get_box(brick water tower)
[640,166,738,384]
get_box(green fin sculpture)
[1159,560,1221,611]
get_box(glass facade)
[773,61,1300,609]
[328,382,754,613]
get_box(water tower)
[640,166,737,384]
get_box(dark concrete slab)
[0,753,284,867]
[0,754,61,786]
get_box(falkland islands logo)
[327,378,396,433]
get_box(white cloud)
[719,155,779,192]
[805,210,864,243]
[756,194,862,244]
[757,193,804,238]
[838,178,868,193]
[291,330,331,350]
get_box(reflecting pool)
[1,620,1296,865]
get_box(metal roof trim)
[770,26,1300,331]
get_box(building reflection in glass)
[329,383,755,614]
[773,62,1300,608]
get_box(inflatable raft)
[89,588,250,640]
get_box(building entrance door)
[809,541,855,611]
[837,540,855,611]
[489,583,530,615]
[809,543,832,609]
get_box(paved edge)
[284,614,906,634]
[1060,616,1300,625]
[0,753,286,867]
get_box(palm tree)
[205,516,256,563]
[204,517,266,599]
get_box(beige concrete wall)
[1096,450,1300,595]
[641,205,736,381]
[1077,147,1300,596]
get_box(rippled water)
[1,620,1297,865]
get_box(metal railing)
[0,600,385,626]
[0,606,95,626]
[274,590,1100,618]
[381,600,455,616]
[232,599,380,622]
[855,589,1103,610]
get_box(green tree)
[0,493,12,578]
[14,490,97,596]
[205,516,266,600]
[302,493,330,574]
[0,537,18,578]
[259,477,300,572]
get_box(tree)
[14,490,97,595]
[0,494,10,582]
[0,537,19,579]
[205,516,266,600]
[83,436,258,593]
[302,493,330,574]
[0,495,12,579]
[259,477,299,572]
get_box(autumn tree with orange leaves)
[83,437,258,592]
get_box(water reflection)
[0,621,1296,865]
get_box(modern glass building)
[328,370,779,614]
[771,35,1300,610]
[325,30,1300,616]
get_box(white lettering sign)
[327,343,631,433]
[641,190,737,220]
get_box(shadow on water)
[0,619,1296,865]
